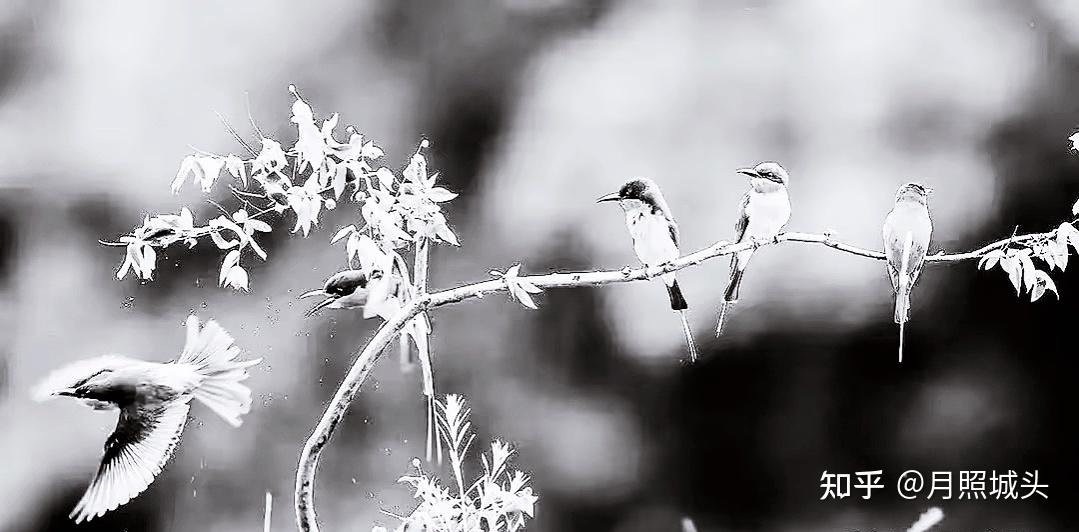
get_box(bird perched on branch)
[33,316,261,523]
[717,162,792,336]
[598,178,698,361]
[298,269,373,316]
[882,183,933,362]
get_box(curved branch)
[293,226,1063,531]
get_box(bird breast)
[744,188,791,238]
[625,209,678,266]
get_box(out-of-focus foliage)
[377,395,537,532]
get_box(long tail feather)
[898,316,905,363]
[677,310,698,362]
[716,300,736,337]
[177,316,261,427]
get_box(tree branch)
[293,226,1063,531]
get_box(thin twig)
[292,226,1060,532]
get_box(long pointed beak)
[595,192,621,203]
[56,388,78,397]
[305,297,338,317]
[735,168,760,178]
[297,289,326,299]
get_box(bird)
[298,269,374,316]
[717,161,792,336]
[32,315,261,523]
[882,182,933,363]
[598,178,698,361]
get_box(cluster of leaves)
[977,208,1079,302]
[489,264,544,310]
[376,395,537,532]
[110,85,458,300]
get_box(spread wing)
[70,400,191,523]
[734,193,750,244]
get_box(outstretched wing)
[70,400,191,523]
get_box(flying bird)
[33,315,261,523]
[717,161,792,336]
[298,269,373,316]
[882,183,933,362]
[598,178,698,361]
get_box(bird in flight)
[598,178,698,361]
[718,161,792,336]
[33,315,261,523]
[882,183,933,362]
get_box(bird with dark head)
[298,269,374,316]
[597,177,698,361]
[33,316,261,523]
[882,182,933,362]
[717,161,792,336]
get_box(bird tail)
[717,268,744,336]
[894,233,913,362]
[677,309,698,362]
[177,316,261,427]
[667,279,689,311]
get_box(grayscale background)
[0,1,1076,531]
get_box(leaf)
[1000,255,1022,295]
[219,249,241,285]
[224,265,249,292]
[427,187,458,203]
[361,141,384,160]
[434,221,459,246]
[1073,198,1079,216]
[978,249,1004,271]
[1019,251,1037,293]
[1070,132,1079,153]
[332,163,348,199]
[224,154,248,187]
[1058,222,1079,255]
[173,155,199,193]
[209,229,238,250]
[330,225,356,244]
[194,155,225,192]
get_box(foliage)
[375,395,537,532]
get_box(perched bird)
[598,178,698,361]
[882,183,933,362]
[298,269,373,316]
[33,316,261,523]
[717,161,792,336]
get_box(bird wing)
[325,270,368,297]
[667,217,680,248]
[733,193,750,244]
[70,400,191,523]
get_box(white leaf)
[978,249,1004,271]
[514,286,538,309]
[224,265,249,292]
[224,154,248,187]
[220,249,241,285]
[1000,256,1022,295]
[434,221,459,246]
[209,229,238,250]
[1070,132,1079,153]
[1018,251,1037,292]
[194,155,225,192]
[1073,198,1079,216]
[331,225,356,244]
[427,187,458,203]
[173,155,199,194]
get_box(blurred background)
[0,0,1077,530]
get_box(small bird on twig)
[717,162,792,336]
[882,183,933,362]
[33,316,261,523]
[598,178,698,361]
[298,269,374,316]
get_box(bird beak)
[305,298,338,317]
[595,192,621,203]
[297,289,325,299]
[736,168,760,178]
[55,388,78,397]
